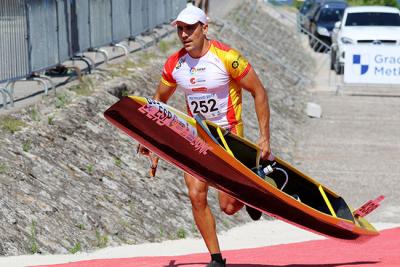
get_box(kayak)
[104,96,382,241]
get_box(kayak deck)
[104,96,380,240]
[198,118,378,235]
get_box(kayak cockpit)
[198,117,355,222]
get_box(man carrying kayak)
[139,5,271,267]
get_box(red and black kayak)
[104,96,382,241]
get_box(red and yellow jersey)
[160,40,251,136]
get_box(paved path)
[30,226,400,267]
[0,221,395,267]
[294,39,400,224]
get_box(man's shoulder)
[165,48,187,63]
[163,48,187,73]
[210,40,251,79]
[210,40,243,59]
[210,40,244,63]
[210,40,232,52]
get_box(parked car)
[330,6,400,74]
[297,0,323,32]
[306,0,348,50]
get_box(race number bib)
[187,93,221,118]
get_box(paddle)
[137,144,159,177]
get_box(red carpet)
[32,227,400,267]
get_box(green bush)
[0,116,26,134]
[292,0,304,10]
[95,230,108,248]
[55,93,71,109]
[69,242,81,254]
[0,163,7,174]
[348,0,398,7]
[177,228,186,239]
[23,140,32,152]
[30,220,39,254]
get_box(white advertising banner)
[344,45,400,84]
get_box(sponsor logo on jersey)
[232,61,239,69]
[189,77,206,84]
[176,58,185,70]
[192,87,207,92]
[190,67,206,75]
[232,55,242,69]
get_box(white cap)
[171,5,208,26]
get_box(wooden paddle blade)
[149,154,159,177]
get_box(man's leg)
[218,191,244,215]
[219,187,262,221]
[204,0,209,16]
[184,173,220,253]
[194,0,203,9]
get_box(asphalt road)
[294,50,400,224]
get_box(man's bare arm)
[238,68,271,159]
[138,82,176,176]
[153,81,177,103]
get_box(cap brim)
[170,16,200,26]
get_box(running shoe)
[245,205,262,221]
[206,259,226,267]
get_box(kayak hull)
[104,96,379,241]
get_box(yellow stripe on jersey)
[229,80,243,122]
[160,40,252,133]
[161,76,176,88]
[209,45,251,81]
[208,41,251,133]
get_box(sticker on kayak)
[354,195,385,218]
[138,98,212,155]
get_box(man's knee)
[220,201,243,215]
[184,173,209,210]
[220,203,237,215]
[188,188,207,209]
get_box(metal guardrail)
[262,2,331,80]
[0,0,187,109]
[235,0,312,86]
[296,13,330,54]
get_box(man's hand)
[137,144,159,177]
[238,68,272,161]
[258,137,272,160]
[137,144,150,156]
[136,81,174,177]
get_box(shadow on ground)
[163,260,379,267]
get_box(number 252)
[190,99,218,114]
